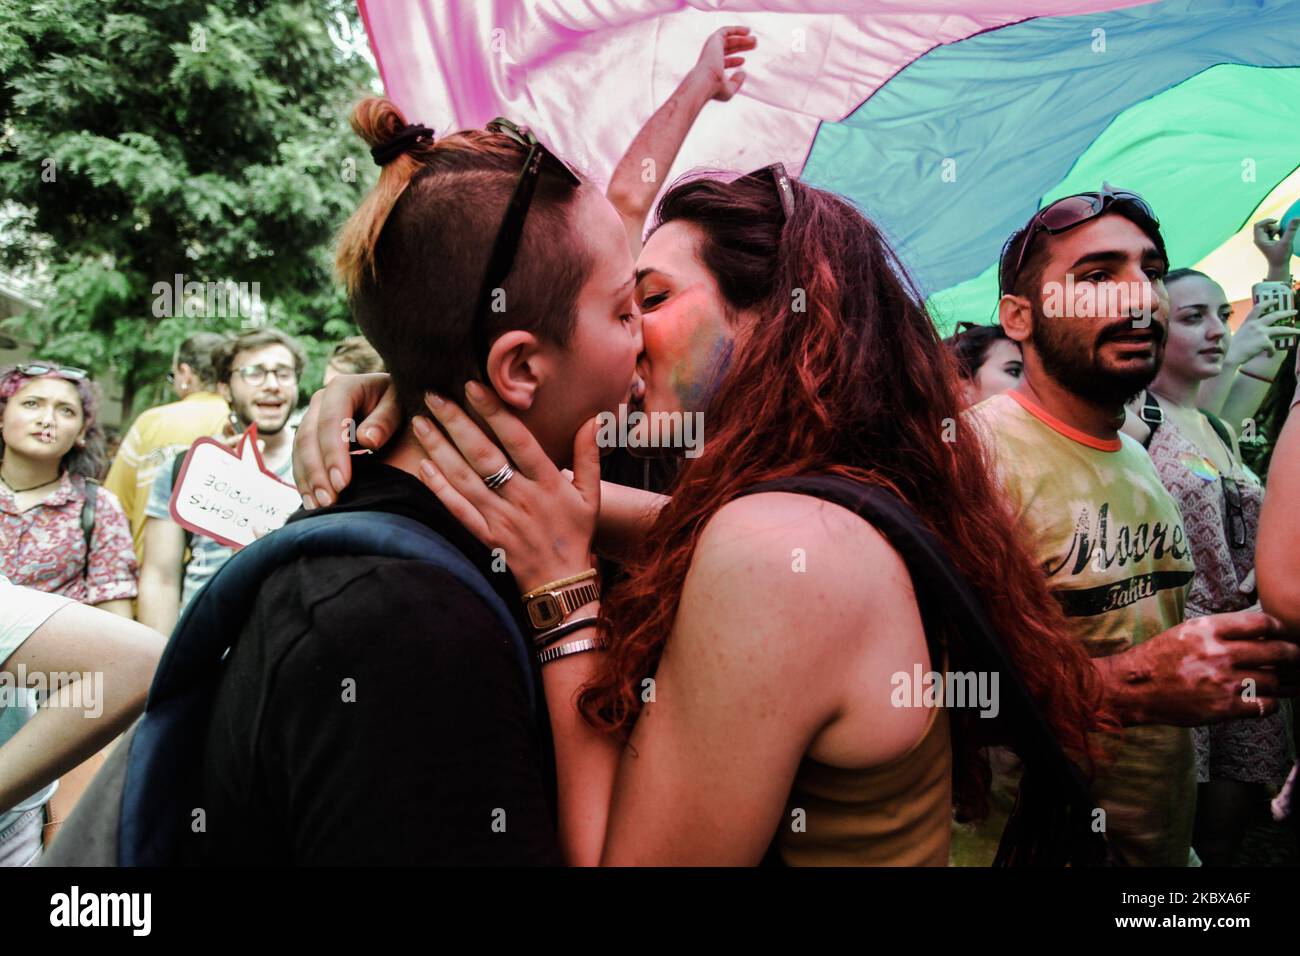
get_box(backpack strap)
[733,474,1108,864]
[1200,409,1234,454]
[80,478,98,579]
[118,510,534,866]
[1138,390,1164,449]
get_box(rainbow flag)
[358,0,1300,330]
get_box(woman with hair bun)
[179,96,647,866]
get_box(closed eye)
[640,292,668,310]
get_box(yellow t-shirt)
[104,391,231,562]
[966,390,1196,867]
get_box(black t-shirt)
[187,458,561,865]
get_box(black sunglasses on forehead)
[472,118,581,380]
[999,183,1161,295]
[739,162,795,222]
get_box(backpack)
[736,474,1116,867]
[40,510,534,867]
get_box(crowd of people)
[2,27,1298,867]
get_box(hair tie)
[370,124,436,167]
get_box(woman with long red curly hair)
[304,168,1117,866]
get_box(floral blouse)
[0,472,138,605]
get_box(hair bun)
[350,97,410,149]
[370,124,437,167]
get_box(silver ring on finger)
[483,462,515,492]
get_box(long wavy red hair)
[579,172,1119,819]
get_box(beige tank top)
[776,702,952,866]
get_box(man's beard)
[1030,299,1164,407]
[232,395,290,435]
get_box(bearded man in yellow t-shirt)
[966,186,1299,866]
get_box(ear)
[960,378,979,408]
[485,330,547,411]
[217,382,232,403]
[998,293,1033,344]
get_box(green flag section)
[927,64,1300,335]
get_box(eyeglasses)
[999,183,1161,295]
[738,163,795,222]
[17,363,88,382]
[1221,475,1247,550]
[473,118,581,380]
[235,364,297,386]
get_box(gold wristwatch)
[522,570,600,631]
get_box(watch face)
[528,594,562,630]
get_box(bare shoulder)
[689,491,912,632]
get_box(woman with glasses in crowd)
[1121,269,1296,865]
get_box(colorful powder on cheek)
[664,305,733,411]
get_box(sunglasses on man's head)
[17,362,88,383]
[472,118,581,380]
[999,183,1161,295]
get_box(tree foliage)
[0,0,379,417]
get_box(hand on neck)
[379,424,429,482]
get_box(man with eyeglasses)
[962,186,1300,867]
[138,329,304,635]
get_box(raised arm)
[1208,218,1297,423]
[607,26,755,254]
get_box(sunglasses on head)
[999,183,1161,295]
[17,362,88,383]
[473,118,581,381]
[738,162,795,222]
